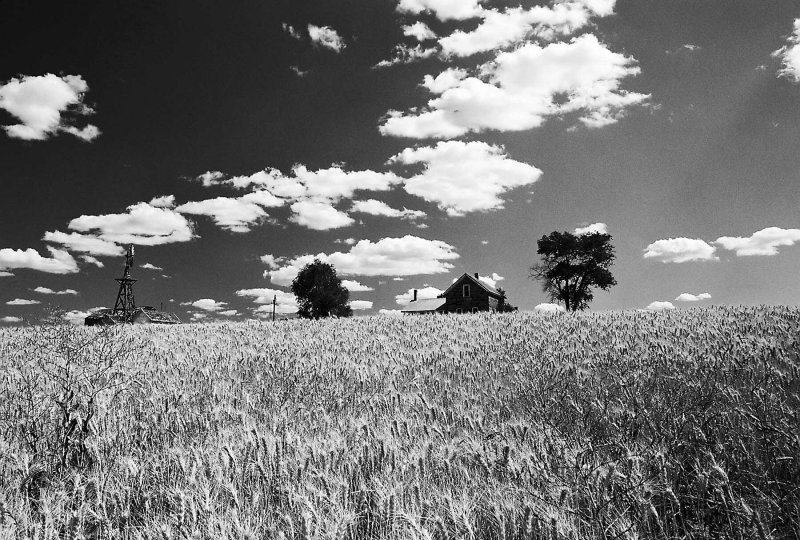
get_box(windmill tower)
[112,245,137,320]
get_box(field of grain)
[0,306,798,539]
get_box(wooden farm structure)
[401,272,515,315]
[85,245,181,326]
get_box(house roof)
[440,273,502,298]
[401,298,447,313]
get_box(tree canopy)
[291,259,353,319]
[529,231,617,312]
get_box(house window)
[463,284,470,297]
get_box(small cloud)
[0,271,13,277]
[290,66,310,77]
[715,227,800,257]
[646,301,675,311]
[350,199,426,221]
[33,286,78,295]
[395,286,443,306]
[667,43,701,55]
[308,24,346,52]
[481,240,489,245]
[0,246,80,274]
[282,23,302,40]
[534,303,565,313]
[773,19,800,82]
[183,298,228,312]
[140,263,163,271]
[342,279,374,292]
[643,238,718,263]
[6,298,41,306]
[675,292,711,302]
[574,222,608,235]
[403,21,437,41]
[374,44,437,68]
[350,300,373,310]
[149,195,175,208]
[378,309,402,316]
[80,255,104,268]
[478,273,504,288]
[218,310,239,317]
[193,171,226,187]
[289,201,354,230]
[260,254,281,269]
[0,73,100,141]
[1,316,22,323]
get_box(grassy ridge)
[0,306,799,539]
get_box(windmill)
[112,245,137,320]
[84,244,181,326]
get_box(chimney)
[474,272,479,279]
[413,289,418,301]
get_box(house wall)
[441,277,500,313]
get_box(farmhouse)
[401,272,511,314]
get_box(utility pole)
[272,295,276,322]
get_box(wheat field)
[0,306,798,539]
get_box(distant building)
[401,272,513,314]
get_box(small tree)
[291,259,353,319]
[529,231,616,312]
[496,287,517,312]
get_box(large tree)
[529,231,617,312]
[291,259,353,319]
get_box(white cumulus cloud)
[478,272,504,288]
[289,201,354,230]
[396,0,484,21]
[175,195,276,233]
[643,238,718,263]
[351,199,426,220]
[0,247,79,274]
[43,231,125,257]
[773,19,800,82]
[140,263,163,270]
[575,222,608,235]
[308,24,346,52]
[403,21,438,41]
[149,195,176,208]
[715,227,800,257]
[395,286,444,305]
[7,298,41,306]
[342,280,374,292]
[184,299,228,312]
[646,301,676,311]
[380,34,648,138]
[0,74,100,141]
[350,300,373,310]
[390,141,542,216]
[266,236,459,286]
[1,316,22,323]
[675,292,711,302]
[68,202,194,246]
[33,287,78,295]
[534,303,565,313]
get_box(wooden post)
[272,295,276,322]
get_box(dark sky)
[2,0,799,322]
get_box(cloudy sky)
[2,0,800,323]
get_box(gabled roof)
[401,298,447,313]
[439,273,502,298]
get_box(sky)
[2,0,800,323]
